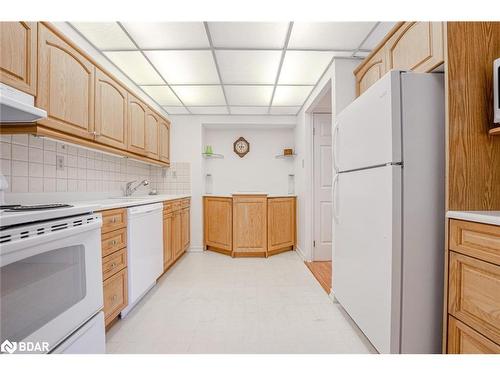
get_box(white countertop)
[447,211,500,226]
[79,194,191,211]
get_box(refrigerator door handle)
[332,173,340,223]
[332,121,340,173]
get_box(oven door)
[0,214,103,353]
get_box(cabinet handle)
[112,295,118,301]
[111,217,117,223]
[110,240,117,246]
[111,262,117,268]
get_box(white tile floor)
[106,251,376,354]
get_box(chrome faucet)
[125,179,149,196]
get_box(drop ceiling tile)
[72,22,136,50]
[123,22,209,49]
[188,106,229,115]
[360,22,397,50]
[279,51,334,85]
[229,107,270,115]
[208,22,289,49]
[163,106,190,115]
[288,22,377,50]
[145,51,219,84]
[225,86,273,106]
[273,86,313,106]
[172,86,226,106]
[141,86,181,106]
[270,106,301,115]
[216,51,281,84]
[104,51,164,85]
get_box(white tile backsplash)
[0,135,190,195]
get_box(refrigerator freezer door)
[335,70,402,172]
[333,165,402,354]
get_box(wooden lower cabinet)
[268,197,296,254]
[448,316,500,354]
[103,268,128,326]
[233,195,268,256]
[444,219,500,353]
[203,196,233,254]
[162,198,190,273]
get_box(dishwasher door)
[121,203,163,317]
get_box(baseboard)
[187,245,204,253]
[295,246,308,262]
[329,290,338,304]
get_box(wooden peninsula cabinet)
[203,194,296,258]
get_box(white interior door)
[313,113,333,261]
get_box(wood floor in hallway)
[305,261,332,294]
[106,251,374,353]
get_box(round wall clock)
[233,137,250,158]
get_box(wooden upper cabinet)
[145,109,159,159]
[386,22,444,73]
[356,48,387,96]
[94,68,127,150]
[0,22,37,95]
[127,94,147,155]
[233,195,267,254]
[159,119,170,164]
[268,197,296,252]
[204,197,233,252]
[36,24,95,139]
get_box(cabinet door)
[159,119,170,164]
[145,109,159,158]
[94,68,127,149]
[181,208,190,251]
[448,316,500,354]
[356,48,386,96]
[268,197,296,252]
[37,24,95,139]
[103,268,128,326]
[386,22,444,73]
[163,212,174,270]
[127,94,147,155]
[204,197,233,252]
[173,211,183,258]
[233,195,267,254]
[0,22,37,95]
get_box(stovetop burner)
[2,204,74,212]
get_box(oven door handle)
[0,218,102,266]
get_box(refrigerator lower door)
[333,165,402,354]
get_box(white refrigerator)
[332,70,445,354]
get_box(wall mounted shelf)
[275,154,297,159]
[202,153,224,159]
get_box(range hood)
[0,83,47,123]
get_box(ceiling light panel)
[173,86,226,106]
[145,51,219,84]
[273,86,314,106]
[188,107,229,115]
[270,106,301,115]
[216,51,281,84]
[225,86,274,106]
[229,107,270,115]
[279,51,334,85]
[72,22,136,50]
[123,22,209,49]
[163,106,190,115]
[360,22,397,50]
[104,51,164,85]
[140,86,181,106]
[208,22,289,49]
[288,22,377,50]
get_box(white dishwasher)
[121,203,163,317]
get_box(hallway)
[106,251,375,353]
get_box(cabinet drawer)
[448,316,500,354]
[101,208,127,233]
[164,200,181,213]
[102,247,127,281]
[181,198,190,208]
[163,201,173,213]
[103,268,128,325]
[448,252,500,344]
[101,228,127,257]
[449,219,500,266]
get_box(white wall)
[170,115,296,252]
[294,58,360,261]
[203,127,294,195]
